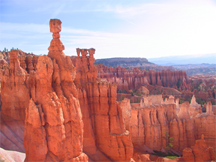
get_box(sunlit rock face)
[181,135,215,162]
[121,94,216,155]
[1,50,30,121]
[23,19,88,162]
[0,19,133,162]
[96,64,189,91]
[71,48,133,161]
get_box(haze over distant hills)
[94,57,175,71]
[95,55,216,75]
[148,54,216,66]
[95,57,150,67]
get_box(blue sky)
[0,0,216,59]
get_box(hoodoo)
[23,19,88,162]
[71,48,133,161]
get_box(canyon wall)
[132,134,215,162]
[0,113,25,153]
[71,48,133,161]
[120,95,216,155]
[97,64,189,91]
[24,19,88,162]
[1,19,88,162]
[1,51,30,121]
[181,134,215,161]
[0,19,133,162]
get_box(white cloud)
[1,0,216,59]
[100,0,216,58]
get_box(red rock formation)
[96,64,189,91]
[0,19,133,162]
[71,48,133,161]
[24,19,88,162]
[133,152,151,162]
[118,98,131,130]
[189,95,202,118]
[0,113,25,153]
[129,103,179,152]
[137,86,149,96]
[1,50,30,121]
[206,101,213,115]
[0,49,38,121]
[177,102,190,120]
[124,94,216,155]
[181,135,215,162]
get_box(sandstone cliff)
[97,64,189,91]
[23,19,88,162]
[71,48,133,161]
[133,134,216,162]
[0,113,25,153]
[0,19,134,162]
[181,134,215,162]
[120,94,216,156]
[1,50,30,121]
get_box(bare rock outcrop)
[71,48,133,161]
[188,95,202,118]
[0,19,133,162]
[1,50,30,121]
[23,19,88,162]
[97,64,189,91]
[125,94,216,155]
[0,113,25,153]
[181,135,215,162]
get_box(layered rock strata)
[71,48,133,161]
[24,19,87,161]
[0,113,25,153]
[97,64,189,91]
[1,50,30,121]
[133,136,216,162]
[1,19,133,162]
[181,135,215,162]
[122,94,216,154]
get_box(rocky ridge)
[118,94,216,157]
[71,48,133,161]
[97,64,189,91]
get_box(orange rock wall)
[0,113,25,153]
[24,19,88,162]
[71,48,133,161]
[181,135,215,162]
[0,25,134,161]
[97,64,188,91]
[1,50,30,121]
[128,103,216,154]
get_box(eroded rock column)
[24,19,88,162]
[1,50,29,121]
